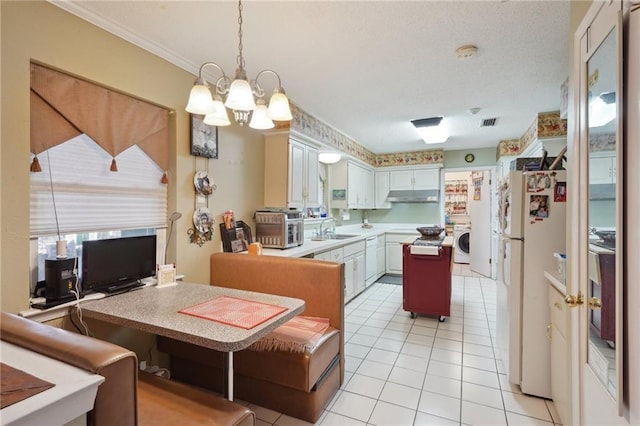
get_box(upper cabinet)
[330,160,374,209]
[374,171,392,209]
[389,168,439,191]
[264,134,319,210]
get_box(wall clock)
[465,153,475,163]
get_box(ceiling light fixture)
[318,152,341,164]
[185,0,292,129]
[411,117,449,144]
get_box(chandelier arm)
[254,69,284,91]
[197,62,227,84]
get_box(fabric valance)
[30,63,169,171]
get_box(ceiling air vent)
[480,117,498,127]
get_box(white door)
[571,2,626,424]
[468,170,492,277]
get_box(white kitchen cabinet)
[389,167,440,191]
[264,134,319,210]
[589,154,616,184]
[385,233,408,274]
[330,160,374,209]
[376,234,386,277]
[343,240,366,303]
[374,171,392,209]
[549,284,571,425]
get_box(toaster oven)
[254,210,304,249]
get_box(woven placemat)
[179,296,287,329]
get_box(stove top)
[412,237,444,247]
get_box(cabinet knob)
[588,297,602,310]
[564,291,584,308]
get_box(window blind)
[30,134,167,237]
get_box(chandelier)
[185,0,292,130]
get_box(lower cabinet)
[386,233,416,274]
[549,284,571,425]
[316,241,365,304]
[344,241,366,303]
[376,235,386,277]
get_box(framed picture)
[190,114,218,159]
[332,189,346,201]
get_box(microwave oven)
[254,210,304,249]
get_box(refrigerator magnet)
[529,195,549,218]
[554,182,567,202]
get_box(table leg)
[227,351,234,401]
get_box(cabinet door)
[386,242,403,274]
[413,168,440,190]
[288,141,306,208]
[375,171,391,209]
[305,146,320,207]
[347,164,360,208]
[389,170,414,190]
[344,256,355,302]
[376,243,385,276]
[362,168,375,208]
[355,252,366,295]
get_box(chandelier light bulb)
[249,99,275,130]
[186,84,216,115]
[203,96,231,126]
[267,90,293,121]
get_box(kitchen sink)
[310,234,358,241]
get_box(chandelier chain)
[236,0,245,70]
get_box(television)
[82,235,157,294]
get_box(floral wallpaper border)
[497,111,567,159]
[289,104,443,166]
[590,133,616,152]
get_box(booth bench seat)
[158,253,345,423]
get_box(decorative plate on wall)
[194,170,213,195]
[192,207,214,235]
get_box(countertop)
[261,223,449,258]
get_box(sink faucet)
[319,217,335,237]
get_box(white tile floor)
[246,265,562,426]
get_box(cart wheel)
[410,312,416,319]
[439,316,446,322]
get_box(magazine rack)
[220,220,253,253]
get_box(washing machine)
[453,224,471,264]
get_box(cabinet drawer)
[315,247,344,263]
[549,287,568,338]
[343,240,365,257]
[329,248,344,263]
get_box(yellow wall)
[0,1,264,314]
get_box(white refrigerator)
[496,170,567,398]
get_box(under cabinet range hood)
[386,189,440,203]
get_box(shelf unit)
[444,180,468,215]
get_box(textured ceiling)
[53,1,570,154]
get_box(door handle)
[588,296,602,310]
[564,291,585,308]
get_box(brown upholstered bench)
[157,253,345,423]
[0,312,255,426]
